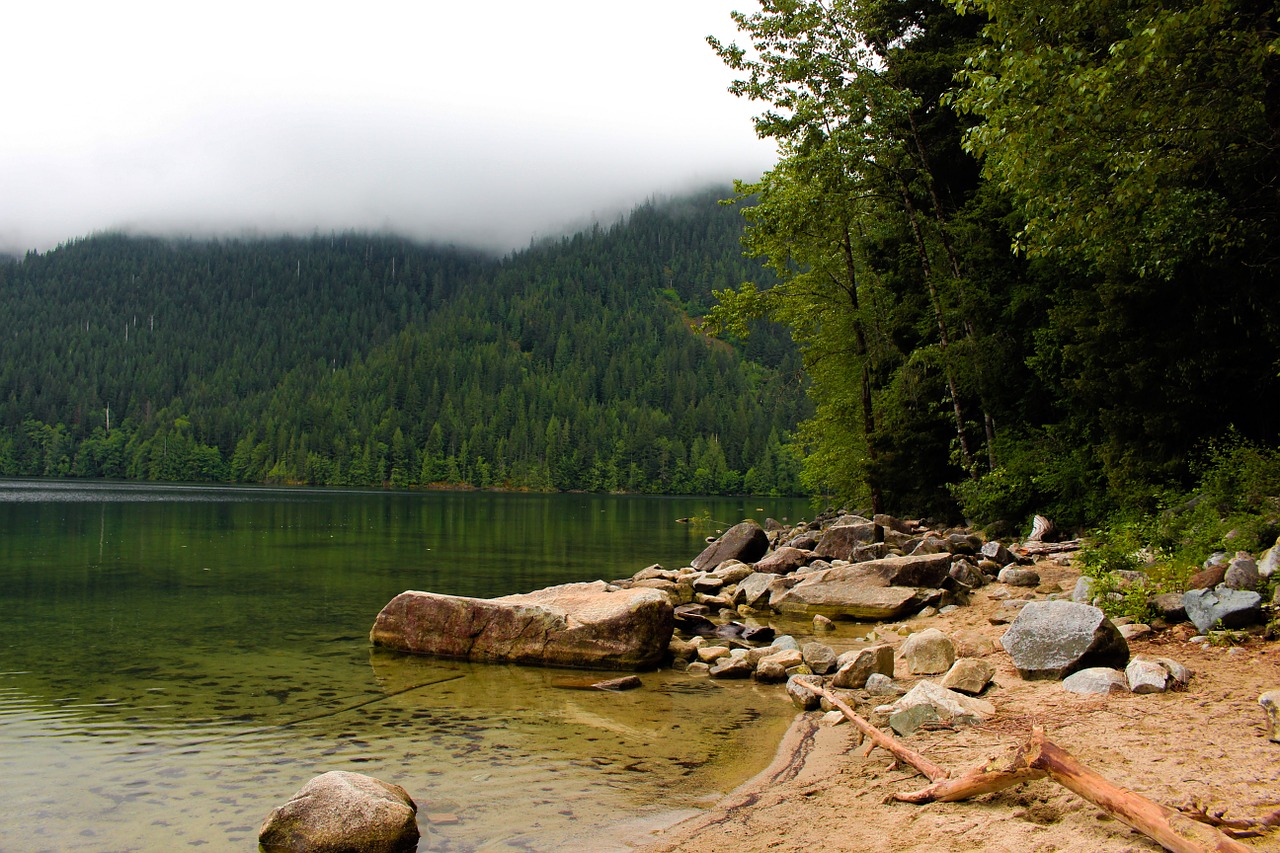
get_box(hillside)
[0,189,809,494]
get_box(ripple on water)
[0,650,793,852]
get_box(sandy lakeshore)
[639,558,1280,853]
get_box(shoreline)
[632,556,1280,853]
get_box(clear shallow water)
[0,480,812,852]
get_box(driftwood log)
[812,683,1256,853]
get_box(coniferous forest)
[5,0,1280,533]
[0,190,809,496]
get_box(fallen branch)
[810,684,949,783]
[895,726,1252,853]
[1017,539,1082,556]
[1178,802,1280,839]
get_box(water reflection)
[0,481,813,851]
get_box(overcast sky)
[0,1,775,255]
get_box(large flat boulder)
[771,564,925,620]
[864,553,953,587]
[369,581,673,670]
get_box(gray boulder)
[1000,601,1129,680]
[1223,553,1260,591]
[692,521,769,571]
[1182,585,1263,633]
[370,581,673,670]
[889,680,994,735]
[709,654,756,679]
[259,771,419,853]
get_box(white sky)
[0,1,774,255]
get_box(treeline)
[0,190,809,495]
[706,0,1280,525]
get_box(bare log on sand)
[812,687,1255,853]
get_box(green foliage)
[705,0,1280,525]
[1149,438,1280,566]
[1074,439,1280,620]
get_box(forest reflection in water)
[0,481,811,851]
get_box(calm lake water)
[0,480,816,852]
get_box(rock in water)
[1000,601,1129,680]
[692,521,769,570]
[369,581,673,670]
[259,771,419,853]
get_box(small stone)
[900,628,956,675]
[1125,657,1170,694]
[1150,593,1187,622]
[916,606,939,618]
[1118,623,1153,641]
[889,702,940,736]
[759,648,803,670]
[592,676,642,691]
[821,709,847,726]
[889,680,994,734]
[685,662,711,676]
[940,658,995,695]
[864,672,902,696]
[998,567,1041,587]
[786,674,824,711]
[771,634,800,652]
[709,655,755,679]
[801,642,838,675]
[754,660,788,683]
[1224,553,1260,591]
[1259,690,1280,743]
[812,614,836,632]
[1062,667,1130,695]
[1153,657,1193,688]
[696,645,731,664]
[258,771,419,853]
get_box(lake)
[0,480,816,852]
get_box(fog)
[0,1,775,255]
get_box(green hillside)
[0,190,809,495]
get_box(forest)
[0,190,808,496]
[703,0,1280,529]
[4,0,1279,533]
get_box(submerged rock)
[369,581,673,670]
[259,771,419,853]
